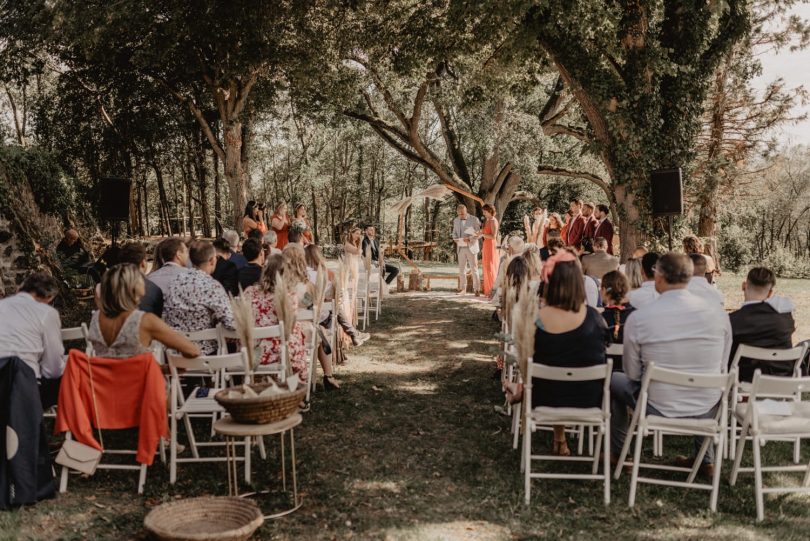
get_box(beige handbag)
[55,355,104,475]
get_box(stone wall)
[0,211,30,297]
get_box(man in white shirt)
[451,204,481,295]
[148,237,191,295]
[611,252,731,475]
[627,252,660,308]
[687,253,724,307]
[0,273,65,407]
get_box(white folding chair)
[729,371,810,521]
[728,344,808,461]
[522,360,613,505]
[166,349,252,484]
[355,271,370,330]
[614,363,735,512]
[221,323,287,382]
[61,323,93,356]
[297,308,319,404]
[367,268,382,322]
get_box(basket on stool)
[144,496,263,541]
[215,383,306,424]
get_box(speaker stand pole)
[111,221,119,248]
[667,215,673,252]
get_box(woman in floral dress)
[243,254,308,380]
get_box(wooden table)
[214,413,303,519]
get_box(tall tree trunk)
[152,162,172,235]
[193,130,212,237]
[213,149,222,236]
[223,121,247,230]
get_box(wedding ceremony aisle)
[3,291,810,540]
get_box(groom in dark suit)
[362,226,400,285]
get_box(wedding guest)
[687,253,724,307]
[237,238,264,290]
[581,237,619,280]
[451,204,481,295]
[592,204,615,254]
[542,213,563,248]
[580,202,597,252]
[729,267,797,382]
[89,264,200,360]
[117,242,164,316]
[222,230,248,269]
[624,258,644,289]
[255,203,268,235]
[611,253,731,475]
[263,230,282,257]
[540,235,563,261]
[304,245,369,347]
[627,252,660,308]
[287,227,304,246]
[293,203,314,245]
[524,207,547,246]
[565,199,587,250]
[683,235,717,283]
[533,251,607,456]
[56,228,92,276]
[270,202,291,250]
[343,227,363,324]
[212,238,239,297]
[243,255,308,380]
[242,201,259,238]
[164,240,235,355]
[600,270,635,360]
[480,203,500,297]
[362,226,399,285]
[148,238,190,296]
[0,273,64,408]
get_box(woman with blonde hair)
[683,234,718,282]
[343,226,363,325]
[623,258,644,289]
[243,255,308,379]
[88,264,200,359]
[270,201,290,249]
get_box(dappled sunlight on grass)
[382,520,511,541]
[638,522,773,541]
[350,479,404,494]
[391,379,439,395]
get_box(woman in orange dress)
[270,201,290,249]
[255,203,269,235]
[293,203,314,244]
[480,203,500,297]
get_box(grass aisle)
[2,291,809,540]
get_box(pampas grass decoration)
[273,271,297,378]
[312,263,327,322]
[510,280,539,380]
[503,283,518,331]
[229,291,255,386]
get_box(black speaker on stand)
[650,168,683,251]
[98,177,131,247]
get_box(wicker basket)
[214,382,306,424]
[144,496,263,541]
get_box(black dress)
[532,306,608,409]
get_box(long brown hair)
[257,254,284,294]
[281,243,308,285]
[542,258,585,312]
[347,226,362,248]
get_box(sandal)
[323,375,341,391]
[552,438,571,457]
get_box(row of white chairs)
[56,302,336,493]
[354,267,383,330]
[513,341,810,521]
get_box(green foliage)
[0,145,73,219]
[717,222,753,273]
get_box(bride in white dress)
[343,227,363,325]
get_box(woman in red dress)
[480,203,500,296]
[270,201,290,249]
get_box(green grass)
[4,290,810,540]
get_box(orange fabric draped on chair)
[55,350,168,465]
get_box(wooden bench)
[422,272,471,291]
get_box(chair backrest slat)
[731,344,808,369]
[606,343,623,357]
[750,372,810,397]
[168,349,249,372]
[61,325,87,342]
[529,361,612,382]
[647,365,730,389]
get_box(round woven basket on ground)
[144,496,263,541]
[215,382,306,424]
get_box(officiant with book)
[452,203,482,295]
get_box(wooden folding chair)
[614,363,735,512]
[166,349,252,484]
[729,371,810,521]
[523,360,613,505]
[727,344,808,461]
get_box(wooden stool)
[214,413,303,519]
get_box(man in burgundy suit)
[592,204,615,254]
[581,202,598,252]
[566,198,587,250]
